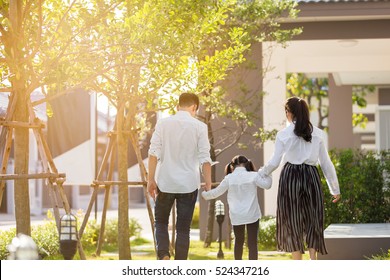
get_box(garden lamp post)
[59,213,78,260]
[215,200,225,259]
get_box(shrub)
[31,220,60,258]
[191,203,200,229]
[370,249,390,260]
[0,228,16,260]
[79,216,142,250]
[258,216,277,251]
[0,211,143,260]
[320,149,390,228]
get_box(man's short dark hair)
[179,92,199,110]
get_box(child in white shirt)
[202,155,271,260]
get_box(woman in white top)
[202,155,272,260]
[259,96,341,260]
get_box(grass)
[63,239,305,260]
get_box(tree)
[0,0,121,236]
[195,0,302,247]
[84,0,302,253]
[82,0,259,259]
[1,0,301,258]
[286,73,375,130]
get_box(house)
[0,90,48,215]
[260,0,390,216]
[0,90,146,215]
[1,1,389,231]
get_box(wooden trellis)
[0,94,86,260]
[77,128,158,258]
[78,124,223,258]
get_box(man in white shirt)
[147,92,212,260]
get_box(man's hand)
[147,179,158,202]
[205,182,212,191]
[147,155,158,201]
[201,162,212,192]
[201,182,212,192]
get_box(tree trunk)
[203,110,216,247]
[13,91,31,236]
[9,0,31,236]
[117,106,131,260]
[128,129,157,252]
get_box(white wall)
[262,42,288,216]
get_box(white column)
[6,160,14,214]
[29,130,41,215]
[262,42,288,216]
[90,93,97,181]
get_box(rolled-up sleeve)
[148,122,162,160]
[198,123,212,164]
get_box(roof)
[287,0,390,22]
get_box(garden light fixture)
[59,213,78,260]
[215,200,225,259]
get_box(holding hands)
[255,168,272,190]
[332,194,341,203]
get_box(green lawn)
[78,239,305,260]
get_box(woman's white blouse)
[260,123,340,195]
[202,167,267,225]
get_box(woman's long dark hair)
[225,155,256,175]
[285,96,313,142]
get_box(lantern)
[215,200,225,259]
[59,213,78,260]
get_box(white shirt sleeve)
[318,140,340,195]
[201,177,229,200]
[254,171,272,189]
[261,133,285,176]
[148,121,162,160]
[198,123,212,164]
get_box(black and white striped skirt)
[277,162,327,255]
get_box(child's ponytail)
[245,159,256,172]
[225,155,256,175]
[224,162,235,175]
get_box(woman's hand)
[332,194,341,203]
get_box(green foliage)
[253,128,278,143]
[320,149,390,228]
[0,212,143,260]
[258,216,277,251]
[286,73,375,130]
[31,220,60,258]
[370,249,390,260]
[191,203,200,229]
[232,0,302,45]
[79,217,142,250]
[0,228,16,260]
[0,211,59,260]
